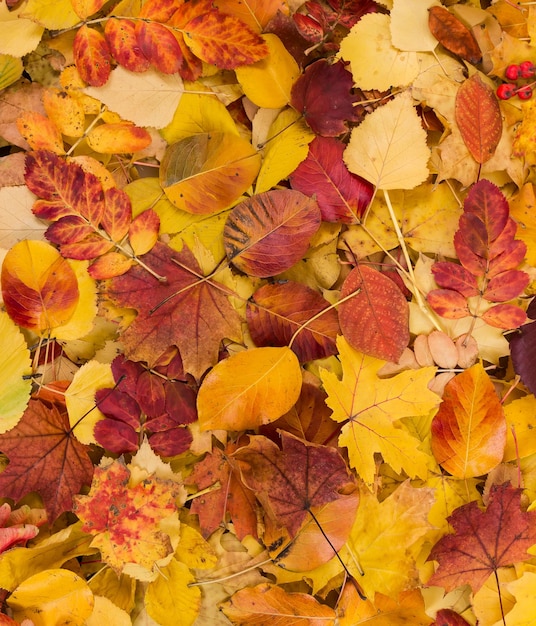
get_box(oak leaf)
[72,458,182,575]
[427,482,536,592]
[321,336,439,487]
[104,241,242,379]
[0,399,94,522]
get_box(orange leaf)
[138,0,180,21]
[135,21,183,74]
[213,0,288,32]
[338,265,409,362]
[428,6,481,64]
[224,190,321,278]
[183,9,269,69]
[104,18,151,73]
[73,24,112,87]
[72,458,182,574]
[86,123,152,154]
[160,132,260,214]
[128,208,160,256]
[16,112,64,154]
[88,251,134,279]
[455,75,502,164]
[43,88,86,138]
[431,363,506,478]
[1,240,79,334]
[221,583,336,625]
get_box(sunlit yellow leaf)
[145,559,201,626]
[43,88,86,137]
[390,0,438,51]
[344,91,431,190]
[86,123,152,154]
[0,2,44,56]
[197,346,302,431]
[175,524,218,569]
[161,83,239,144]
[339,13,422,90]
[0,54,22,91]
[236,34,300,108]
[160,132,261,214]
[65,360,114,444]
[8,568,94,626]
[86,595,131,626]
[0,311,32,433]
[255,108,314,193]
[22,0,80,29]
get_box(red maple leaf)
[0,399,94,522]
[104,242,242,379]
[427,482,536,593]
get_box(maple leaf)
[0,399,94,522]
[72,457,182,575]
[427,482,536,593]
[104,241,242,379]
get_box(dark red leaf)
[136,370,166,418]
[510,305,536,394]
[483,270,529,302]
[427,289,471,319]
[431,262,479,297]
[464,179,510,243]
[289,136,373,223]
[94,418,139,455]
[291,59,359,136]
[433,609,472,626]
[104,18,151,73]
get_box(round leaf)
[224,189,321,277]
[197,346,302,431]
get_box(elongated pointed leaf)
[73,24,112,87]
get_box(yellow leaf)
[504,395,536,461]
[87,122,152,153]
[321,336,439,487]
[86,595,131,626]
[88,568,136,614]
[21,0,80,29]
[339,13,422,90]
[16,111,65,155]
[84,66,184,129]
[501,572,536,625]
[145,559,201,626]
[197,346,302,431]
[341,481,434,598]
[161,83,239,144]
[160,132,261,214]
[0,2,44,56]
[8,568,94,626]
[509,183,536,266]
[43,88,86,137]
[236,34,300,108]
[344,91,431,190]
[175,524,218,569]
[65,360,114,445]
[0,53,22,90]
[390,0,438,51]
[0,312,31,433]
[255,108,315,193]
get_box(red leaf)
[510,301,536,393]
[137,370,166,417]
[102,187,132,242]
[289,136,373,223]
[0,399,94,522]
[455,75,502,164]
[427,483,536,592]
[293,13,324,43]
[45,215,94,245]
[60,232,114,260]
[431,262,479,297]
[426,289,471,319]
[183,10,269,69]
[247,281,339,362]
[339,265,409,362]
[483,270,530,302]
[291,59,359,136]
[481,303,527,329]
[224,189,321,278]
[94,418,139,455]
[453,230,487,276]
[464,179,509,244]
[428,5,481,64]
[104,18,151,73]
[488,239,527,278]
[73,24,112,87]
[135,21,183,74]
[433,609,472,626]
[105,242,242,378]
[138,0,180,22]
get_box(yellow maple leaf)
[321,336,439,487]
[341,481,434,598]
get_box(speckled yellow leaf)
[504,395,536,461]
[43,88,86,137]
[510,183,536,266]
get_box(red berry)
[517,85,533,100]
[496,83,516,100]
[519,61,535,78]
[505,64,520,80]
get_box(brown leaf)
[338,265,409,362]
[455,75,502,164]
[0,399,94,522]
[428,6,481,64]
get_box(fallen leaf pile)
[1,0,536,624]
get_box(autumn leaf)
[321,336,438,487]
[221,583,336,625]
[73,24,112,87]
[510,298,536,395]
[428,6,482,64]
[338,264,410,362]
[431,363,507,478]
[0,399,94,522]
[427,482,536,593]
[72,457,182,576]
[104,241,242,379]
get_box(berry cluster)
[497,61,536,100]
